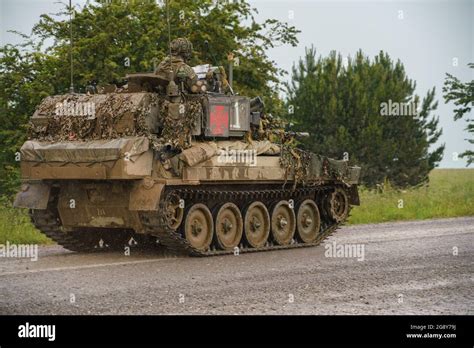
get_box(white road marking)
[0,257,179,277]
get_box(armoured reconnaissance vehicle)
[14,52,360,256]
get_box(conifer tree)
[286,47,444,187]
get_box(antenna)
[69,0,74,93]
[167,0,172,60]
[165,0,179,98]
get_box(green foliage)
[0,196,52,244]
[30,0,298,107]
[0,45,56,196]
[0,0,299,196]
[443,63,474,166]
[285,47,445,188]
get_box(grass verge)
[349,169,474,224]
[0,198,52,245]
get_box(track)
[30,203,154,253]
[30,184,350,256]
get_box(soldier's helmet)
[170,38,193,61]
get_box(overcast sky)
[1,0,472,167]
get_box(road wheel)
[244,201,270,248]
[184,203,213,251]
[214,203,243,250]
[296,199,321,243]
[271,200,296,245]
[327,188,349,223]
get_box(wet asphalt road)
[0,217,473,315]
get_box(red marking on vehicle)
[210,105,229,136]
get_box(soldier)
[155,37,198,93]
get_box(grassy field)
[0,169,472,244]
[349,169,474,224]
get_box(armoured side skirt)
[182,156,361,185]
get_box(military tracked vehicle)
[14,53,360,256]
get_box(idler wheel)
[164,192,184,230]
[327,188,349,223]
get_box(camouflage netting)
[253,113,287,143]
[280,144,313,188]
[158,96,203,150]
[253,114,314,187]
[28,93,160,145]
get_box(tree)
[285,47,444,188]
[30,0,298,109]
[0,45,55,196]
[0,0,299,196]
[443,63,474,166]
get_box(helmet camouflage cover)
[170,38,193,60]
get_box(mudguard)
[13,182,51,209]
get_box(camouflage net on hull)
[28,93,160,144]
[158,96,202,150]
[280,144,313,188]
[28,92,204,153]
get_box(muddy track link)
[139,185,347,256]
[30,208,96,252]
[30,194,152,252]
